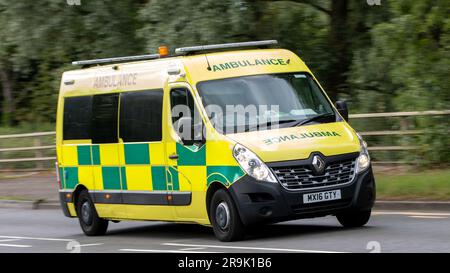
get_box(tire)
[209,189,245,242]
[76,190,108,236]
[336,210,371,228]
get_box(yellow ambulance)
[56,40,375,241]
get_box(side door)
[166,84,207,220]
[118,89,175,221]
[90,93,127,218]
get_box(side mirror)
[174,117,205,146]
[335,100,349,122]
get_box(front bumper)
[228,167,376,226]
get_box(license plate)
[303,190,341,204]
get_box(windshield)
[197,73,336,134]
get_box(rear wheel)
[210,189,245,242]
[336,210,371,228]
[76,190,108,236]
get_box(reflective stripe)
[60,190,191,206]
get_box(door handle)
[169,154,179,160]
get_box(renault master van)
[56,40,375,241]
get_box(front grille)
[272,158,356,191]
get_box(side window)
[119,90,163,142]
[170,88,195,125]
[63,96,92,140]
[92,93,119,144]
[170,88,203,143]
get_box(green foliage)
[349,0,449,164]
[0,0,143,123]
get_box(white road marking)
[0,239,21,242]
[409,215,448,219]
[78,243,104,247]
[0,243,32,248]
[163,243,345,253]
[179,247,207,251]
[119,248,219,253]
[0,236,104,250]
[0,235,73,242]
[373,211,450,216]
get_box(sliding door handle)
[169,154,179,160]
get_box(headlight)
[356,133,370,173]
[233,144,277,183]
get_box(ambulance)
[56,40,375,241]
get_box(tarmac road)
[0,208,449,253]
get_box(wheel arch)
[73,184,89,207]
[206,182,227,220]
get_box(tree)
[349,0,450,164]
[0,1,15,126]
[0,0,144,124]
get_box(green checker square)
[167,168,179,191]
[91,145,100,165]
[151,166,167,190]
[77,146,92,165]
[120,166,127,190]
[59,167,65,188]
[64,167,78,189]
[176,143,206,166]
[124,143,150,164]
[102,167,122,190]
[207,166,245,186]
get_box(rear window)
[63,96,92,140]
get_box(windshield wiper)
[292,113,335,127]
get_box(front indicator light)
[357,153,370,173]
[356,133,371,173]
[233,144,277,183]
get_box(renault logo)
[311,155,325,174]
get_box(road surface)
[0,208,449,253]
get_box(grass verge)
[375,169,450,201]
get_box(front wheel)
[336,210,371,228]
[210,189,245,242]
[76,190,108,236]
